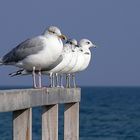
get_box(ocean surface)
[0,87,140,140]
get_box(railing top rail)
[0,88,81,112]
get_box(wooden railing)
[0,88,81,140]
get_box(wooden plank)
[13,108,32,140]
[64,103,79,140]
[42,104,58,140]
[0,88,81,112]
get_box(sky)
[0,0,139,87]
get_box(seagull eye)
[87,41,90,44]
[70,42,72,45]
[50,30,55,34]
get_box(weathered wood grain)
[13,108,32,140]
[64,103,79,140]
[42,104,58,140]
[0,88,81,112]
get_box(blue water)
[0,87,140,140]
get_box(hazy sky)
[0,0,139,86]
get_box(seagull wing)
[42,55,63,71]
[2,36,45,64]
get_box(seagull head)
[44,26,67,40]
[66,39,78,47]
[79,39,96,49]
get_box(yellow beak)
[59,34,67,40]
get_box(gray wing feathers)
[43,55,63,71]
[9,55,63,76]
[2,36,45,64]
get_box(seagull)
[0,26,67,88]
[67,39,96,88]
[59,39,79,87]
[78,39,96,72]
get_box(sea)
[0,86,140,140]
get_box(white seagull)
[66,39,96,88]
[59,39,79,87]
[0,26,67,88]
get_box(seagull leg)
[49,73,53,87]
[68,74,71,88]
[38,69,42,88]
[60,74,64,88]
[32,66,37,88]
[52,73,55,87]
[66,74,69,88]
[56,73,60,87]
[72,73,76,88]
[66,74,71,88]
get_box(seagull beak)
[59,34,67,40]
[91,43,97,48]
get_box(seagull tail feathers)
[0,57,3,65]
[9,72,18,77]
[9,70,23,77]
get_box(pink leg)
[32,66,37,88]
[49,73,53,87]
[38,70,42,88]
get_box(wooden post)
[13,108,32,140]
[42,104,58,140]
[64,102,79,140]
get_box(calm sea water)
[0,87,140,140]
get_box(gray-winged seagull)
[0,26,67,88]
